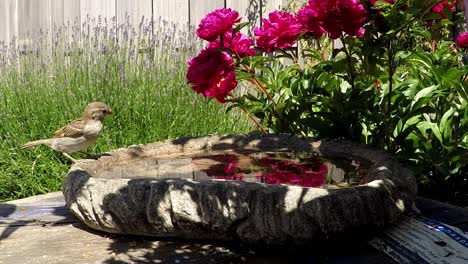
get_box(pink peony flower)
[196,8,241,41]
[296,2,326,38]
[319,0,367,39]
[186,48,238,103]
[254,11,303,52]
[356,28,366,37]
[302,0,367,39]
[431,1,456,20]
[208,30,255,57]
[456,32,468,47]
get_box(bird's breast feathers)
[82,120,103,138]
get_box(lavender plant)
[0,17,252,202]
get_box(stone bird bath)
[63,134,417,245]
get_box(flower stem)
[317,39,326,61]
[248,73,276,104]
[232,49,276,105]
[340,36,355,91]
[386,42,395,151]
[233,50,299,134]
[387,44,394,117]
[228,92,268,134]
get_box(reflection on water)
[191,152,369,189]
[94,151,369,189]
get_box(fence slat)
[62,0,80,24]
[189,0,224,27]
[263,0,286,16]
[153,0,189,25]
[0,0,18,44]
[17,0,52,45]
[226,0,265,36]
[116,0,152,28]
[50,0,64,28]
[80,0,115,23]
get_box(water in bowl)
[95,151,369,189]
[191,152,369,189]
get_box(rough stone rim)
[63,134,417,244]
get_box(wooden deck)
[1,192,467,264]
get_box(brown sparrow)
[23,102,113,162]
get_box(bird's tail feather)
[22,139,53,149]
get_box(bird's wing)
[52,119,86,138]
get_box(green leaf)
[411,85,438,110]
[373,1,392,9]
[403,116,422,131]
[440,107,456,143]
[339,80,352,93]
[411,28,432,41]
[418,121,443,145]
[442,5,453,20]
[232,22,251,35]
[444,68,464,80]
[423,13,442,21]
[401,79,420,99]
[393,119,403,138]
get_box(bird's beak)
[108,108,113,114]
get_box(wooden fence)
[0,0,287,45]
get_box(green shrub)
[188,0,467,205]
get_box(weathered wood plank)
[153,0,189,25]
[0,223,244,264]
[3,192,65,206]
[17,0,52,45]
[0,192,75,226]
[0,0,18,44]
[226,0,262,33]
[189,0,224,28]
[62,0,80,24]
[50,0,64,28]
[116,0,152,29]
[80,0,115,22]
[263,0,286,15]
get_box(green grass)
[0,20,252,202]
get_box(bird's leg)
[62,152,78,163]
[76,151,96,159]
[78,151,98,159]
